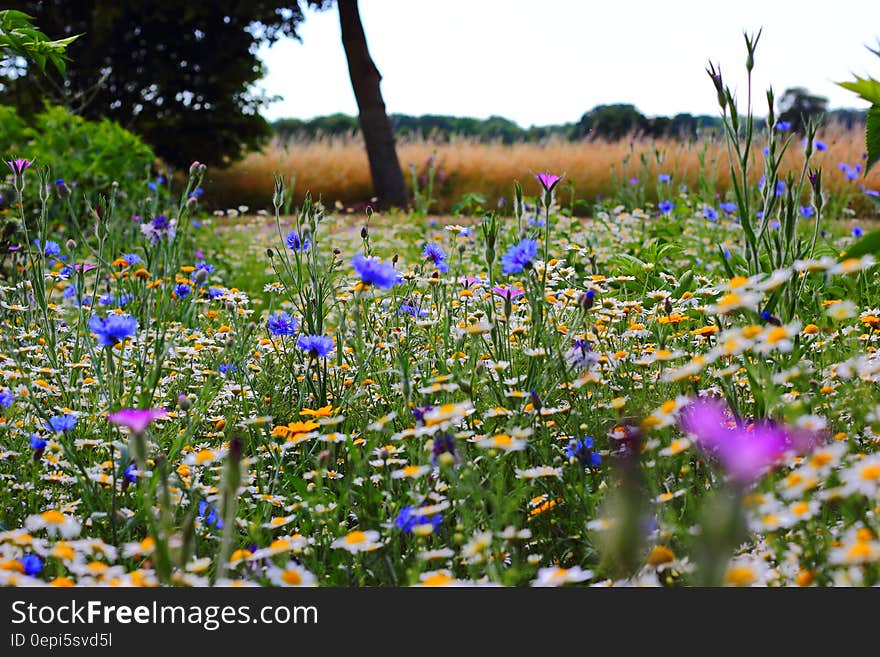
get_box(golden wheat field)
[206,124,880,214]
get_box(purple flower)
[285,231,310,252]
[108,408,168,434]
[140,215,175,243]
[6,158,32,175]
[500,239,539,275]
[88,314,138,346]
[628,177,639,185]
[267,311,297,336]
[296,334,334,358]
[492,285,525,301]
[351,253,400,289]
[679,398,816,489]
[422,243,449,273]
[535,172,562,192]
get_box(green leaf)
[841,228,880,260]
[837,76,880,106]
[867,106,880,175]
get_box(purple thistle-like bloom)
[108,408,167,434]
[267,311,297,336]
[351,253,400,289]
[297,334,334,358]
[88,314,138,346]
[285,231,310,252]
[500,239,539,275]
[535,172,562,192]
[422,243,449,273]
[6,158,32,175]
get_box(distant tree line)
[273,98,867,143]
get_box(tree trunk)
[338,0,408,209]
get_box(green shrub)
[0,104,154,193]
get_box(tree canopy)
[0,1,330,169]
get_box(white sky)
[257,0,880,126]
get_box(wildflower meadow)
[3,14,880,591]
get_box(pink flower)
[535,172,562,192]
[679,398,816,488]
[492,285,525,301]
[6,158,32,175]
[108,408,167,434]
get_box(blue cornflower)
[799,205,815,218]
[19,554,43,576]
[853,226,864,238]
[147,180,158,191]
[658,199,674,215]
[719,202,738,215]
[775,181,786,197]
[394,506,443,534]
[267,311,297,336]
[565,437,601,468]
[296,334,334,358]
[34,239,61,256]
[398,300,427,317]
[62,285,76,300]
[839,162,860,181]
[98,293,115,306]
[217,363,238,375]
[864,189,880,198]
[122,253,141,265]
[124,463,138,484]
[0,389,14,408]
[88,314,138,346]
[775,120,791,131]
[770,220,781,230]
[351,253,400,289]
[45,414,77,433]
[208,286,225,299]
[658,173,671,183]
[285,231,310,252]
[815,140,827,151]
[412,405,434,426]
[422,243,449,272]
[29,434,47,451]
[500,239,539,275]
[58,266,73,279]
[431,432,457,465]
[703,206,718,222]
[174,283,191,298]
[195,260,215,274]
[198,500,223,530]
